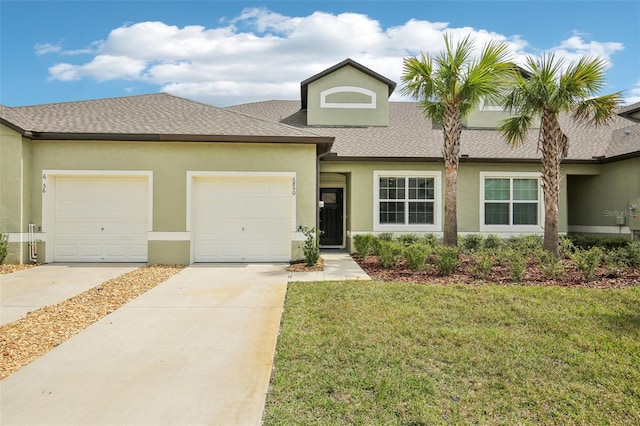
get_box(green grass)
[263,281,640,425]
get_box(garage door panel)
[53,176,149,262]
[194,176,293,262]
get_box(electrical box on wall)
[629,198,640,231]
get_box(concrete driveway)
[0,263,288,426]
[1,264,142,325]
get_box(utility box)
[629,198,640,231]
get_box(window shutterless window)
[379,177,434,225]
[480,172,542,231]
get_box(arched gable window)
[320,86,377,109]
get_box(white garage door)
[53,176,148,262]
[194,176,293,262]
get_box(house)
[1,59,639,264]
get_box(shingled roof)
[0,93,333,148]
[227,100,640,163]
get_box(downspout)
[28,223,37,263]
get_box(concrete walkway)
[1,264,288,426]
[0,264,141,325]
[288,250,371,282]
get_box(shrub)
[0,233,7,264]
[625,241,640,269]
[434,245,460,276]
[420,234,438,246]
[537,249,565,279]
[505,249,527,282]
[353,234,375,256]
[572,247,603,282]
[507,235,542,254]
[603,247,628,278]
[403,243,431,272]
[378,233,394,242]
[379,240,403,269]
[484,234,501,250]
[397,233,419,247]
[558,236,576,259]
[469,249,494,279]
[568,234,630,250]
[461,234,484,253]
[302,228,321,267]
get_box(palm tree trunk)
[539,110,564,258]
[442,104,461,246]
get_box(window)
[374,171,441,232]
[480,172,542,230]
[479,96,506,112]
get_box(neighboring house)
[1,59,639,264]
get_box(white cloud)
[624,80,640,105]
[43,7,627,106]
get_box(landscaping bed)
[0,264,183,380]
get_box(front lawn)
[263,281,640,425]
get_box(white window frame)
[373,170,442,232]
[479,96,506,112]
[480,171,544,233]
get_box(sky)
[1,0,639,107]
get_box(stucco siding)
[21,140,317,264]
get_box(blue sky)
[1,0,639,107]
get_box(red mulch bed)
[353,255,640,289]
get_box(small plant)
[0,233,8,263]
[625,241,640,269]
[378,233,394,242]
[397,233,419,247]
[379,240,403,269]
[469,249,494,279]
[403,243,431,272]
[505,249,527,282]
[461,234,484,253]
[603,247,628,278]
[484,234,501,250]
[572,247,603,282]
[558,236,576,259]
[353,234,375,256]
[537,249,565,280]
[434,245,460,276]
[302,228,322,267]
[420,233,438,246]
[507,234,542,255]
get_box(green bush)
[625,241,640,268]
[0,233,8,264]
[379,240,403,269]
[397,233,419,247]
[572,247,603,282]
[353,234,375,256]
[461,234,484,253]
[507,235,542,254]
[484,234,502,250]
[537,249,565,279]
[420,234,438,246]
[434,245,460,276]
[568,234,630,250]
[469,249,494,279]
[378,233,394,242]
[506,249,527,282]
[403,243,431,272]
[558,236,576,259]
[603,247,628,278]
[302,228,321,267]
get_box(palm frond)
[499,115,534,147]
[573,92,624,126]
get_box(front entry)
[319,187,344,246]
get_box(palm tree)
[401,34,514,246]
[499,54,623,257]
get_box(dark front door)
[319,188,343,246]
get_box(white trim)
[373,170,442,233]
[320,86,376,109]
[479,97,506,112]
[568,225,631,235]
[42,170,153,263]
[480,171,544,233]
[148,232,191,241]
